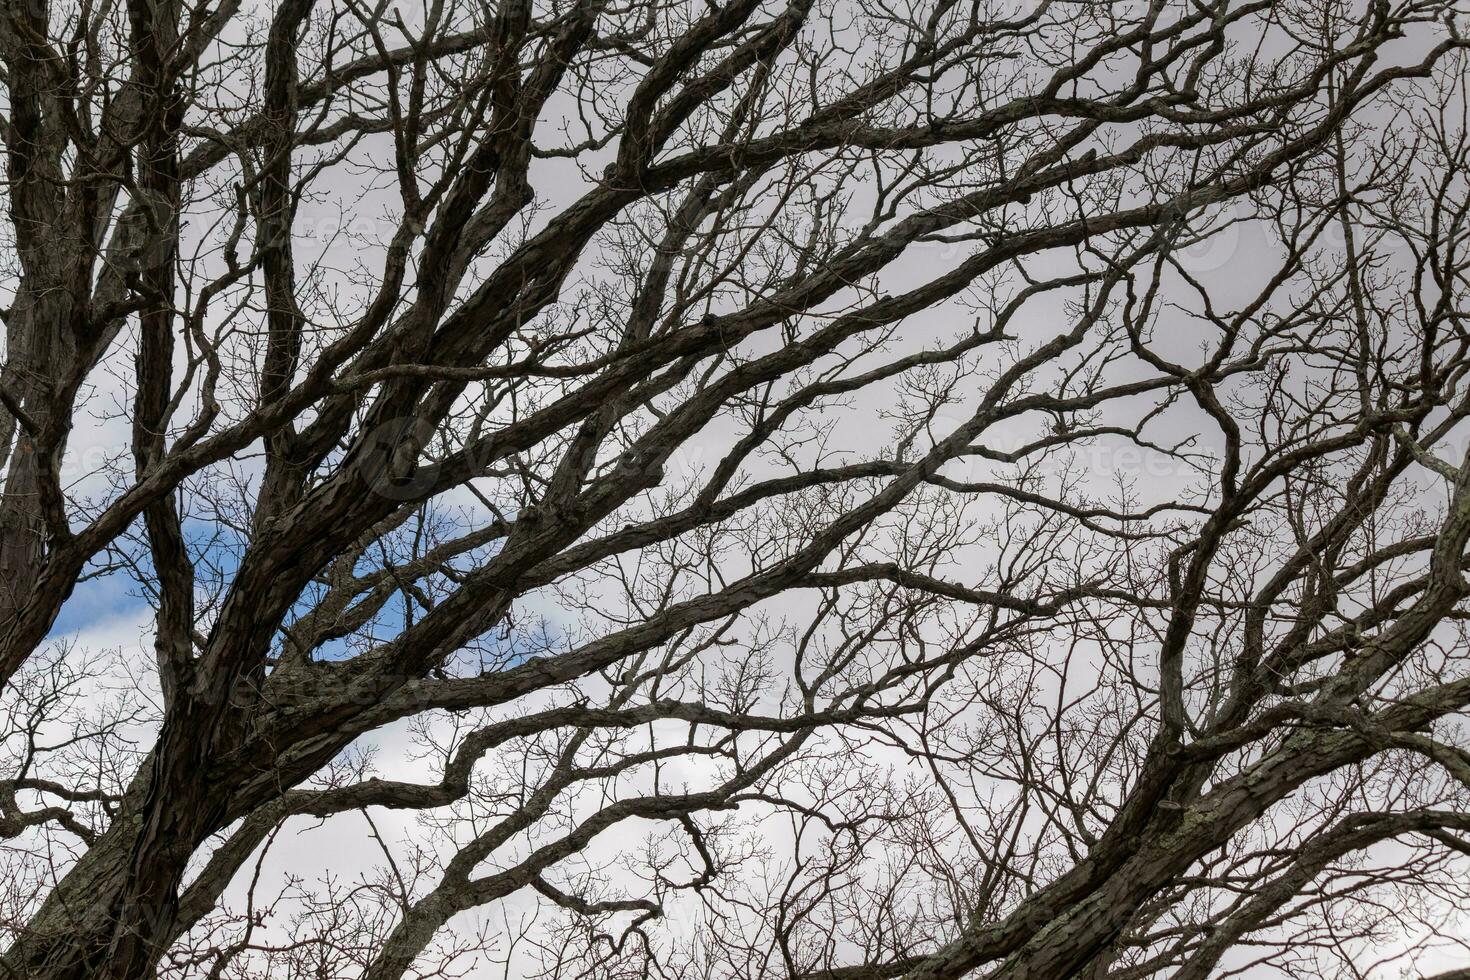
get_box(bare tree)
[1,0,1470,977]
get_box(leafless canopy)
[2,0,1470,977]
